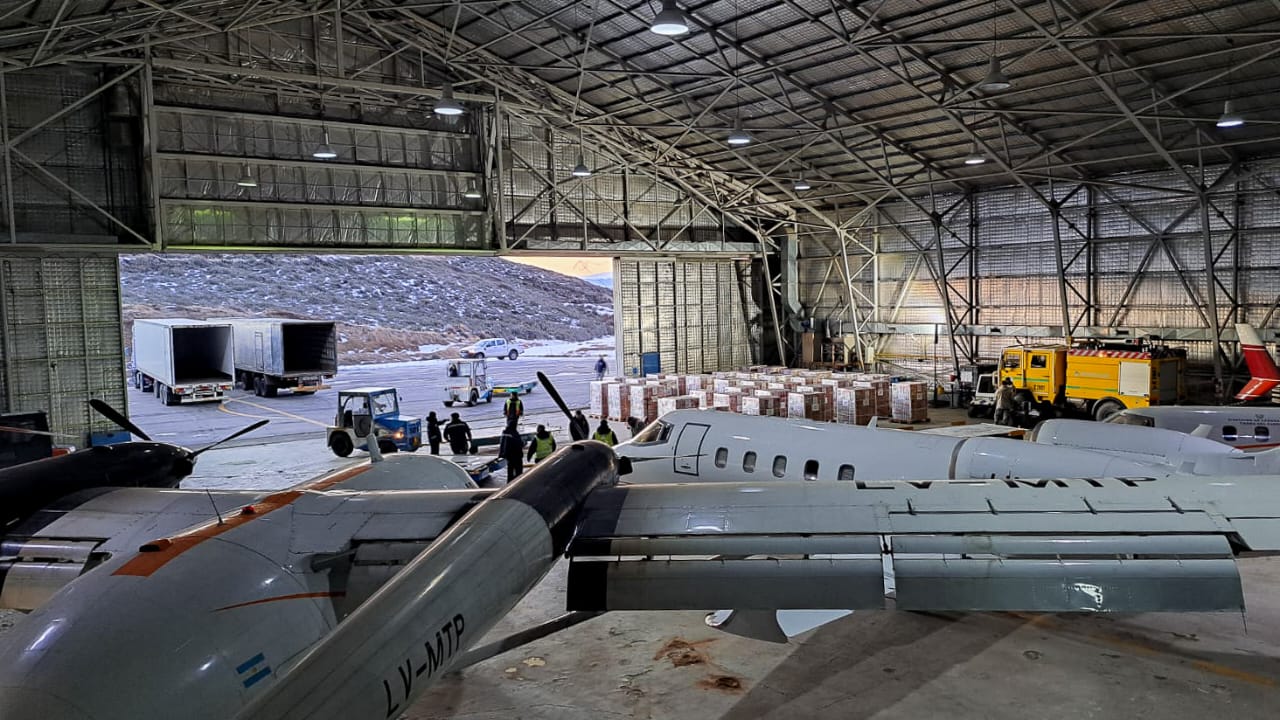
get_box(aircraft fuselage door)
[673,423,710,476]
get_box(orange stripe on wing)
[113,463,374,577]
[215,591,346,612]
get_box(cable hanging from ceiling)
[727,0,752,147]
[979,1,1011,93]
[1217,39,1245,128]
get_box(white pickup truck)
[459,338,521,360]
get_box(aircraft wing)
[0,484,489,612]
[566,475,1280,615]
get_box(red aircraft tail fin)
[1236,323,1280,401]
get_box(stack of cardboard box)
[657,395,700,416]
[891,381,930,422]
[834,387,876,425]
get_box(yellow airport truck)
[998,341,1187,421]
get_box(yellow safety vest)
[592,430,617,446]
[533,435,555,460]
[505,396,523,415]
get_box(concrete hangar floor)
[5,362,1280,718]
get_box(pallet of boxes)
[891,381,930,423]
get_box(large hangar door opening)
[615,258,757,377]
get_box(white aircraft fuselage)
[615,410,1257,484]
[1108,405,1280,451]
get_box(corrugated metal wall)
[155,107,486,249]
[615,258,756,376]
[0,254,125,445]
[0,67,145,244]
[799,160,1280,366]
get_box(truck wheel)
[253,377,265,397]
[377,438,399,454]
[508,349,518,360]
[164,387,180,406]
[967,404,984,418]
[476,352,485,359]
[443,401,454,407]
[330,433,353,457]
[262,383,278,398]
[1093,399,1123,422]
[468,389,479,407]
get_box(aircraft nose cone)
[0,687,95,720]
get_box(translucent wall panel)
[0,254,125,446]
[615,258,757,375]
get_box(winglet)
[1235,323,1280,401]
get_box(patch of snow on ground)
[522,337,615,357]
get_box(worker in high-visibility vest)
[504,392,524,421]
[526,424,557,463]
[592,419,618,447]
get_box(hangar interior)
[0,0,1276,443]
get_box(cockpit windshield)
[631,420,672,445]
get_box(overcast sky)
[506,256,611,277]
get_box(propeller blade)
[0,425,80,439]
[536,371,574,423]
[89,399,151,441]
[189,419,269,459]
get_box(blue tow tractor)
[327,387,423,457]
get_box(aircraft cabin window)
[772,455,787,478]
[743,451,757,472]
[714,447,728,468]
[1257,426,1270,442]
[1030,355,1047,369]
[838,464,855,482]
[803,459,820,481]
[1222,425,1238,442]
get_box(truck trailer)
[221,318,338,397]
[130,319,235,405]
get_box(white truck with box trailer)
[222,318,338,397]
[130,319,235,405]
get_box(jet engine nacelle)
[1028,418,1237,465]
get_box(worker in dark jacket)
[498,420,525,482]
[592,419,618,447]
[425,411,442,455]
[443,412,472,455]
[570,410,590,441]
[527,424,556,463]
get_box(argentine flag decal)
[236,652,272,688]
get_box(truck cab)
[327,387,422,457]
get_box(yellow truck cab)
[999,341,1186,421]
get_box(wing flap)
[567,558,886,611]
[893,558,1242,612]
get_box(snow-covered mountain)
[120,254,614,363]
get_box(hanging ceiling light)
[650,0,690,36]
[793,175,811,191]
[236,164,257,188]
[463,184,483,199]
[572,155,592,178]
[433,83,465,116]
[963,141,987,165]
[727,117,752,146]
[979,55,1011,92]
[312,130,337,159]
[1216,99,1245,128]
